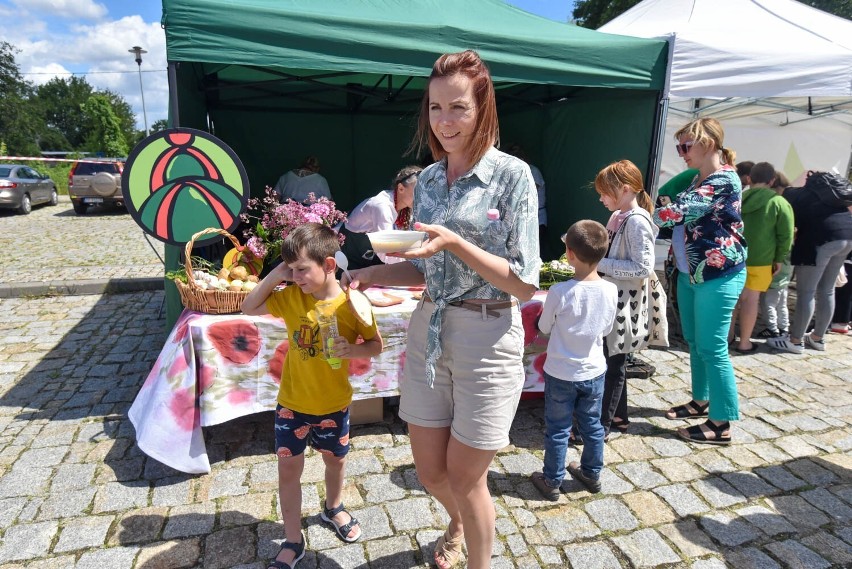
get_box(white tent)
[599,0,852,186]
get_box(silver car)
[0,164,59,215]
[68,160,124,215]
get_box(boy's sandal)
[665,400,709,420]
[677,421,731,445]
[321,502,361,543]
[434,528,465,569]
[267,533,305,569]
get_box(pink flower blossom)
[705,248,726,268]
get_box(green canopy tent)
[161,0,668,324]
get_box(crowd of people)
[245,48,851,569]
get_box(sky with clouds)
[0,0,574,133]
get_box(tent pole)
[649,96,669,200]
[168,62,181,128]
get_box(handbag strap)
[606,211,653,259]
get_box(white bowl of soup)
[367,230,428,253]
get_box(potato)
[242,281,258,292]
[247,275,260,283]
[229,266,249,281]
[217,268,231,281]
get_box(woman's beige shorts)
[398,299,525,450]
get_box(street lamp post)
[128,46,149,136]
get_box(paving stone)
[163,502,217,539]
[364,535,418,568]
[37,487,96,520]
[50,463,96,491]
[511,507,538,528]
[203,526,256,569]
[735,505,797,536]
[652,457,703,483]
[611,528,680,567]
[647,437,692,457]
[535,544,563,565]
[596,468,633,495]
[584,497,638,531]
[615,462,667,489]
[622,490,677,525]
[774,435,820,458]
[316,542,368,567]
[0,467,52,497]
[746,442,792,463]
[690,449,737,474]
[725,547,781,569]
[361,472,406,503]
[495,516,518,536]
[109,506,168,545]
[764,539,831,569]
[54,515,113,552]
[0,497,27,529]
[699,512,761,547]
[386,497,436,532]
[691,476,746,508]
[0,520,57,562]
[207,467,249,499]
[134,538,203,569]
[654,484,709,516]
[152,476,194,507]
[505,533,529,557]
[766,495,831,529]
[220,493,275,527]
[540,506,600,543]
[717,446,766,469]
[800,531,852,565]
[343,452,383,476]
[497,452,542,476]
[74,546,139,569]
[13,447,66,469]
[720,471,780,499]
[658,520,718,557]
[754,465,807,491]
[801,487,852,522]
[563,542,621,569]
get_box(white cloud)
[14,0,107,20]
[27,62,73,86]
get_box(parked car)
[0,164,59,215]
[68,160,124,215]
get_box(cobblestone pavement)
[0,287,850,568]
[0,196,164,285]
[0,205,851,568]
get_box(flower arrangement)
[240,186,347,261]
[539,256,575,290]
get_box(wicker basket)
[174,228,254,314]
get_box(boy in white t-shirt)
[531,220,617,498]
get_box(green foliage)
[573,0,849,29]
[150,119,169,133]
[0,42,40,155]
[82,94,129,158]
[36,76,94,148]
[572,0,642,29]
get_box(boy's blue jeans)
[542,370,605,486]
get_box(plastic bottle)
[485,208,505,256]
[315,301,342,369]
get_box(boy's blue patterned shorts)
[274,404,351,458]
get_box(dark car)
[68,160,124,215]
[0,164,59,215]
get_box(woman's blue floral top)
[653,165,746,283]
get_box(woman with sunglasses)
[342,50,539,569]
[339,165,422,270]
[653,117,746,445]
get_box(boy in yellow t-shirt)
[242,222,383,569]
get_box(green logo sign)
[122,128,250,246]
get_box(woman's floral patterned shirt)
[653,165,746,283]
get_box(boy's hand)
[331,336,353,358]
[268,261,293,283]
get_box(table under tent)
[600,0,852,187]
[159,0,669,325]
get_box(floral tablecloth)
[129,287,548,474]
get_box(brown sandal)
[434,528,464,569]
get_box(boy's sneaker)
[804,333,826,351]
[530,472,561,501]
[756,327,781,339]
[766,335,804,354]
[829,323,850,335]
[567,461,601,493]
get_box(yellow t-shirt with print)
[266,285,378,415]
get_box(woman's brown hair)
[410,50,499,165]
[675,117,736,167]
[594,160,654,215]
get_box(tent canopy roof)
[600,0,852,98]
[162,0,668,98]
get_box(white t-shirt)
[538,278,617,382]
[343,189,404,264]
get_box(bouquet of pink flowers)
[240,186,347,261]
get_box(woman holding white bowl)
[343,50,539,569]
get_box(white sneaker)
[767,335,804,354]
[804,333,826,351]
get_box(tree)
[573,0,849,29]
[572,0,642,29]
[150,119,169,133]
[82,94,129,157]
[0,42,40,155]
[101,89,142,148]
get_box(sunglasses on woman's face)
[675,141,695,156]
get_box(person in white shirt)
[339,165,422,270]
[273,155,332,204]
